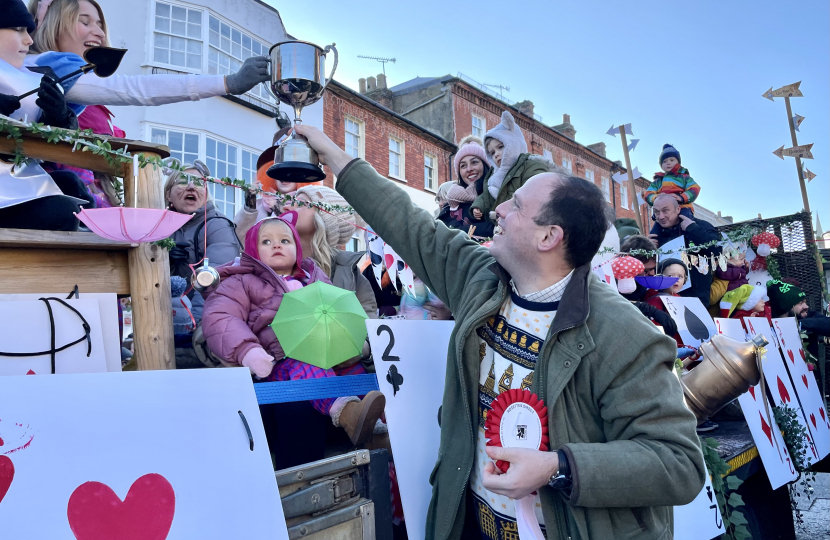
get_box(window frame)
[388,136,405,181]
[585,169,594,183]
[471,114,486,139]
[620,184,629,209]
[151,1,205,73]
[601,176,611,203]
[344,115,365,159]
[424,152,438,192]
[562,157,572,174]
[543,149,553,161]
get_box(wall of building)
[391,84,456,144]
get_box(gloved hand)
[0,93,21,117]
[36,76,77,128]
[241,347,275,378]
[225,56,270,95]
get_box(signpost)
[608,124,645,232]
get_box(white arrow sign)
[762,87,775,101]
[783,144,814,160]
[772,145,785,160]
[628,139,640,152]
[804,168,817,182]
[793,114,805,131]
[763,82,803,101]
[606,124,633,137]
[611,167,641,184]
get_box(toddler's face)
[662,264,686,294]
[487,139,505,168]
[258,221,297,275]
[661,157,679,173]
[751,299,766,313]
[0,27,33,69]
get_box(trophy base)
[266,161,326,183]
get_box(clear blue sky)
[269,0,829,231]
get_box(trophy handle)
[323,43,338,89]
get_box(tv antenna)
[483,83,510,100]
[358,55,396,77]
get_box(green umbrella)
[271,281,368,369]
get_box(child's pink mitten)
[241,347,275,378]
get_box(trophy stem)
[292,105,304,138]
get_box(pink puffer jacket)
[201,252,331,365]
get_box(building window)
[345,117,364,159]
[150,127,199,165]
[585,170,594,183]
[241,149,257,184]
[543,149,552,160]
[206,137,239,218]
[424,153,437,191]
[389,137,404,179]
[562,157,572,173]
[471,115,485,138]
[601,176,611,202]
[620,184,629,209]
[153,2,203,70]
[207,14,273,104]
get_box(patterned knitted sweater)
[644,165,700,209]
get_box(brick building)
[321,78,456,212]
[368,73,651,227]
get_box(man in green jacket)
[295,124,705,540]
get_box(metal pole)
[618,126,644,233]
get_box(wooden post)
[125,154,175,370]
[618,126,644,233]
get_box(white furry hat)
[741,285,769,311]
[484,111,528,198]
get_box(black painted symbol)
[706,486,723,529]
[684,306,711,341]
[515,425,527,440]
[387,364,404,396]
[376,325,400,361]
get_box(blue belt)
[254,374,381,405]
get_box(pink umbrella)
[75,207,193,244]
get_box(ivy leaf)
[725,476,743,490]
[728,511,748,526]
[727,493,745,507]
[733,524,751,540]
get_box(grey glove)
[225,56,270,95]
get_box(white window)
[206,137,239,218]
[562,157,572,173]
[543,149,552,160]
[150,127,199,165]
[601,176,611,202]
[153,2,203,70]
[620,184,629,209]
[424,153,437,191]
[585,170,594,183]
[471,115,485,138]
[389,137,404,179]
[345,117,364,159]
[241,149,257,184]
[207,14,273,104]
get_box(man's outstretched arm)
[295,124,494,312]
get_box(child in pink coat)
[202,212,386,446]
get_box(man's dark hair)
[620,235,656,263]
[533,175,608,268]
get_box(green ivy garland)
[773,404,817,528]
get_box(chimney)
[515,100,534,117]
[367,76,377,91]
[551,113,576,140]
[717,211,722,217]
[377,73,387,90]
[563,114,570,124]
[363,74,394,109]
[359,78,366,93]
[587,142,606,157]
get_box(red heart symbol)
[25,370,35,375]
[810,414,817,429]
[787,350,795,364]
[748,386,756,400]
[777,376,790,403]
[799,349,805,360]
[67,473,175,540]
[821,407,827,422]
[802,374,809,389]
[0,455,13,505]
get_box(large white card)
[673,473,724,540]
[660,296,717,347]
[743,317,820,465]
[713,318,798,489]
[0,369,287,539]
[772,318,830,460]
[0,293,121,372]
[366,320,454,540]
[0,299,107,376]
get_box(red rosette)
[484,388,549,473]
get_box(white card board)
[673,473,724,540]
[0,299,107,376]
[660,296,717,347]
[772,318,830,460]
[366,320,454,540]
[743,317,820,465]
[0,368,287,539]
[658,236,691,291]
[713,319,797,489]
[0,293,121,372]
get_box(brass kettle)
[680,333,769,422]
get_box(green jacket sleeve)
[471,189,493,217]
[563,332,705,508]
[335,159,494,313]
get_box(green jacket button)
[564,360,572,368]
[577,343,585,350]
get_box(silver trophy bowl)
[267,40,338,182]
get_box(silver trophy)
[266,40,338,182]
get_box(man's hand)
[482,446,559,500]
[293,124,353,176]
[678,215,694,231]
[471,208,483,220]
[648,233,659,249]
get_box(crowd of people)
[1,2,828,538]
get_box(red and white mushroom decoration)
[751,232,780,270]
[611,256,644,294]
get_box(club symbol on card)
[386,364,404,396]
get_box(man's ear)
[538,225,564,253]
